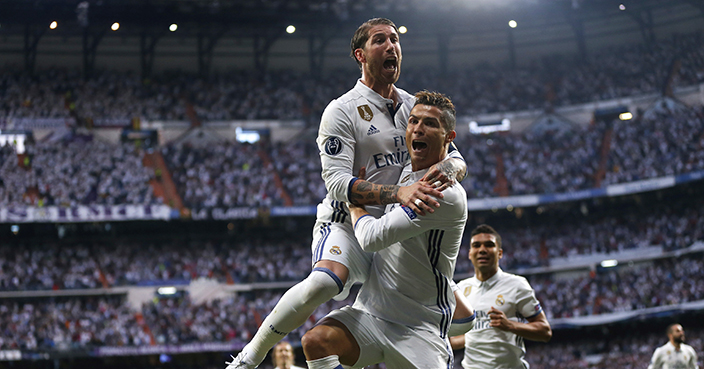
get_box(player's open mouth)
[412,140,428,152]
[383,58,397,71]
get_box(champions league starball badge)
[325,136,343,155]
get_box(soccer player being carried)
[300,91,475,369]
[227,18,467,369]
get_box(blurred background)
[0,0,703,368]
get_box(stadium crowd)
[0,138,158,208]
[525,326,704,369]
[161,141,283,209]
[2,31,702,125]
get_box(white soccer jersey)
[457,269,543,369]
[317,79,415,220]
[352,160,468,335]
[648,341,699,369]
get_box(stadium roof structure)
[0,0,702,76]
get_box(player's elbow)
[539,325,553,342]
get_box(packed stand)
[453,196,704,273]
[530,252,704,319]
[0,237,312,292]
[604,99,704,185]
[0,296,149,351]
[162,141,282,209]
[1,31,702,125]
[525,326,704,369]
[269,140,327,206]
[0,139,158,208]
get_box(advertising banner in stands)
[0,205,172,223]
[190,207,258,220]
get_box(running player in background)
[648,323,699,369]
[301,91,473,369]
[451,224,552,369]
[226,18,467,369]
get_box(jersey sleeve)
[515,276,543,319]
[353,187,464,252]
[317,100,356,202]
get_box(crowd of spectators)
[604,98,704,185]
[524,326,704,369]
[0,296,150,351]
[0,237,312,292]
[0,138,158,208]
[530,252,704,319]
[269,139,327,206]
[161,141,283,209]
[2,31,702,125]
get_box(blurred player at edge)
[648,323,699,369]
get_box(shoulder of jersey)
[335,88,367,107]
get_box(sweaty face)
[469,233,502,273]
[273,343,294,368]
[359,24,402,85]
[406,104,453,171]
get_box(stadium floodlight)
[157,287,177,295]
[600,259,618,268]
[169,23,178,32]
[619,4,626,10]
[11,225,19,235]
[111,22,120,31]
[619,112,633,121]
[398,26,408,34]
[49,21,58,30]
[508,20,517,28]
[286,25,296,34]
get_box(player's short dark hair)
[666,323,681,335]
[350,18,399,70]
[470,224,502,249]
[414,90,456,132]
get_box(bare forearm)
[349,179,400,206]
[507,320,552,343]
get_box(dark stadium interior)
[1,0,704,368]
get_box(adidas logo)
[367,125,380,136]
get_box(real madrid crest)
[496,294,505,306]
[357,105,373,121]
[329,246,342,255]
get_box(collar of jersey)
[474,267,504,288]
[354,79,398,110]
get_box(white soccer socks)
[238,268,343,366]
[306,355,344,369]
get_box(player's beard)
[368,56,401,85]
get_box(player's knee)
[301,326,333,360]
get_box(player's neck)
[360,75,395,102]
[474,267,498,282]
[670,340,681,350]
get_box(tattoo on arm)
[350,180,400,205]
[379,185,399,205]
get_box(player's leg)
[228,222,365,369]
[302,317,359,369]
[303,307,384,369]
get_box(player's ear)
[445,130,456,144]
[497,247,503,260]
[354,48,366,64]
